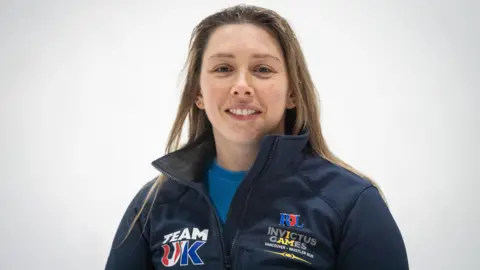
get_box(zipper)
[153,167,226,269]
[154,137,279,269]
[226,138,279,269]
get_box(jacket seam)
[343,185,375,220]
[337,185,376,256]
[297,173,345,223]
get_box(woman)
[105,4,409,270]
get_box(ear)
[286,90,296,109]
[195,90,205,110]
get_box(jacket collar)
[151,129,311,183]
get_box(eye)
[213,65,232,73]
[255,66,273,73]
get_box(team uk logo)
[161,227,208,267]
[279,213,304,228]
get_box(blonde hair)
[118,4,385,246]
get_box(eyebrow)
[208,53,281,62]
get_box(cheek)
[200,78,225,108]
[260,84,288,112]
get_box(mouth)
[226,108,261,116]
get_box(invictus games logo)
[263,213,317,263]
[264,226,316,261]
[161,228,208,267]
[266,226,316,250]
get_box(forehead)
[203,23,283,59]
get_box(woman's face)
[197,23,295,145]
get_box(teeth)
[229,108,257,115]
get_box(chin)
[231,129,264,143]
[215,128,265,145]
[230,134,262,144]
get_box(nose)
[230,72,254,97]
[231,86,253,96]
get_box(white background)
[1,0,479,269]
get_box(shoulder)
[297,154,379,222]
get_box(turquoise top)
[206,160,247,223]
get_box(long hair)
[119,4,386,246]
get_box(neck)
[212,117,288,171]
[214,137,259,172]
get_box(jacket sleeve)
[336,186,409,270]
[105,182,155,270]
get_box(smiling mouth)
[226,108,261,116]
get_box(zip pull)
[224,255,232,270]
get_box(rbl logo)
[161,228,208,267]
[279,213,304,228]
